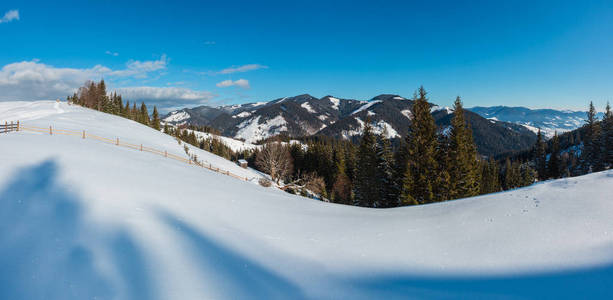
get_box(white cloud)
[109,54,168,78]
[0,9,19,23]
[105,50,119,56]
[0,56,169,101]
[113,86,215,111]
[216,79,250,89]
[203,41,216,45]
[218,64,267,74]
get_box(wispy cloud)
[0,9,19,23]
[216,79,250,89]
[105,50,119,57]
[203,41,216,46]
[218,64,267,74]
[109,54,168,78]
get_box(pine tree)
[548,132,561,179]
[521,163,535,186]
[535,129,547,180]
[353,121,379,207]
[602,102,613,168]
[479,159,500,194]
[447,96,480,199]
[434,134,451,201]
[140,102,150,125]
[402,87,438,204]
[331,152,352,205]
[375,132,396,208]
[584,101,602,172]
[152,106,161,130]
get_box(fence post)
[116,137,119,145]
[82,130,85,139]
[140,144,143,151]
[10,121,13,133]
[49,126,52,135]
[16,121,19,132]
[165,150,167,157]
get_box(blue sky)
[1,0,612,112]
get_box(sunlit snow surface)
[1,101,613,299]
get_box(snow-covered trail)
[1,101,613,299]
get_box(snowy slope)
[2,101,613,299]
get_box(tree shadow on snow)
[339,263,613,299]
[160,212,306,299]
[0,160,154,300]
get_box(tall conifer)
[403,86,438,204]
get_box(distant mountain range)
[163,94,538,157]
[468,106,603,138]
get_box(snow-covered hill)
[469,106,605,138]
[2,101,613,299]
[163,94,537,157]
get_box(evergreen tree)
[353,121,379,207]
[547,132,561,179]
[375,132,397,207]
[331,153,352,205]
[152,106,161,130]
[521,164,535,186]
[446,96,480,199]
[402,87,438,204]
[140,102,150,125]
[535,129,547,180]
[480,159,500,194]
[584,101,602,172]
[602,102,613,168]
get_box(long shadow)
[161,212,306,299]
[340,263,613,299]
[0,160,154,300]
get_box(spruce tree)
[375,132,397,208]
[331,155,352,205]
[152,106,161,130]
[402,87,438,204]
[584,101,602,172]
[447,96,480,199]
[353,121,379,207]
[602,102,613,168]
[548,132,561,179]
[140,102,150,125]
[535,129,547,180]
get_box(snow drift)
[1,101,613,299]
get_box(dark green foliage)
[402,87,439,204]
[447,97,480,199]
[603,102,613,167]
[375,133,397,207]
[479,159,501,194]
[152,106,161,131]
[547,132,561,179]
[535,129,547,180]
[353,121,379,207]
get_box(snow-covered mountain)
[163,94,537,157]
[2,101,613,299]
[468,106,605,138]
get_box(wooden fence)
[1,121,19,133]
[3,121,253,182]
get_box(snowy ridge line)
[12,122,255,182]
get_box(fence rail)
[2,120,253,182]
[1,121,19,133]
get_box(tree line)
[67,80,161,130]
[531,101,613,180]
[262,87,536,207]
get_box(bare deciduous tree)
[256,142,293,184]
